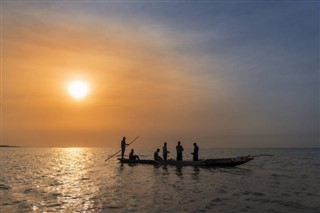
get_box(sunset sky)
[1,1,319,148]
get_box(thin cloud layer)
[2,2,319,147]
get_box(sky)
[1,1,319,148]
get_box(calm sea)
[0,148,319,213]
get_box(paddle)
[105,136,139,161]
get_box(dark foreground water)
[0,148,319,212]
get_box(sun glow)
[68,80,89,99]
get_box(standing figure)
[121,137,128,159]
[192,143,199,161]
[176,141,184,161]
[162,142,170,161]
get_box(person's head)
[164,142,167,146]
[157,148,160,152]
[131,149,134,152]
[123,137,126,140]
[193,143,197,146]
[178,141,181,145]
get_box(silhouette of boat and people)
[114,136,255,167]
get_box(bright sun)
[68,80,89,99]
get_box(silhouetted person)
[162,142,170,161]
[154,148,163,161]
[121,137,128,159]
[129,149,140,160]
[192,143,199,161]
[176,141,184,161]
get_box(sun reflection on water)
[44,148,100,211]
[63,147,84,153]
[1,148,123,212]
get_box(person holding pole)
[121,137,128,159]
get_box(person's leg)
[177,153,182,161]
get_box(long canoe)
[118,156,254,167]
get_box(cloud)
[2,2,319,147]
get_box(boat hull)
[118,156,254,167]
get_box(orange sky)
[2,3,222,147]
[2,2,318,148]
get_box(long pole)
[105,136,139,161]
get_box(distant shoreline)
[0,145,20,148]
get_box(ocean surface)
[0,147,319,213]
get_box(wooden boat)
[118,156,254,167]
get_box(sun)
[67,80,89,99]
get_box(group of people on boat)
[155,141,199,161]
[121,137,199,162]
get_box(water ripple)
[0,148,319,212]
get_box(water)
[0,148,319,212]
